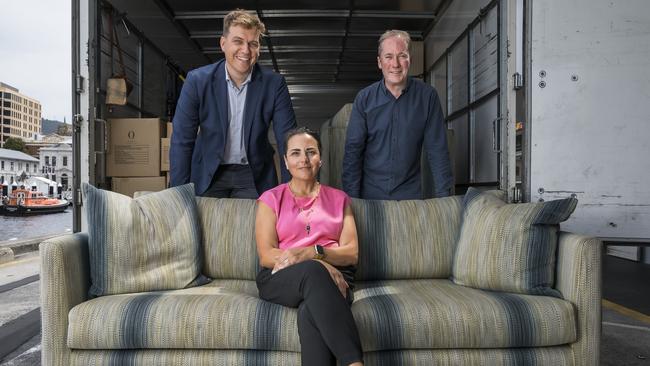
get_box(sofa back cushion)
[199,197,259,280]
[82,183,203,297]
[353,196,463,281]
[452,188,577,297]
[198,196,462,281]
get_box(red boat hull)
[0,202,69,216]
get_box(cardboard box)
[107,118,164,177]
[167,122,173,138]
[112,177,166,198]
[161,138,170,171]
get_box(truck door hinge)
[75,187,83,207]
[513,72,524,90]
[512,185,522,203]
[75,74,85,94]
[73,114,84,133]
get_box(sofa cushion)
[352,196,463,280]
[67,279,301,351]
[452,188,577,297]
[353,279,576,351]
[197,198,260,280]
[82,183,203,297]
[67,279,575,351]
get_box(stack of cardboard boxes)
[161,122,172,186]
[107,118,173,197]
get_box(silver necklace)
[288,181,320,235]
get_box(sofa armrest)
[40,233,90,366]
[555,231,602,366]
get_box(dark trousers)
[256,260,363,366]
[202,164,258,198]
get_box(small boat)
[1,188,69,216]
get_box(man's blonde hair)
[223,9,266,37]
[378,30,411,55]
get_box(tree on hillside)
[3,137,27,152]
[57,123,73,136]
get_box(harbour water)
[0,209,73,242]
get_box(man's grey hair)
[378,30,411,55]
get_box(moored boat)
[1,188,69,216]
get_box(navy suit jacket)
[170,60,296,195]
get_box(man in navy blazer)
[170,10,296,197]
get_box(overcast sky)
[0,0,71,122]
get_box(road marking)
[602,321,650,332]
[1,340,41,365]
[0,308,41,361]
[0,255,39,269]
[603,299,650,325]
[0,275,40,294]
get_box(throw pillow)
[82,183,203,297]
[452,187,577,297]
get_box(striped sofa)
[40,195,601,365]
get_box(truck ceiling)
[104,0,463,126]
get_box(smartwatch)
[313,245,325,260]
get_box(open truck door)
[71,0,90,232]
[527,0,650,246]
[425,0,519,200]
[72,0,185,232]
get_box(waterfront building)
[39,142,72,191]
[0,148,40,187]
[0,82,42,147]
[25,133,72,159]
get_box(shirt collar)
[380,76,412,96]
[225,66,253,89]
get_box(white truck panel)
[530,0,650,240]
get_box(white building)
[28,176,62,197]
[0,148,40,187]
[39,143,72,190]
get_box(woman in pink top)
[256,128,363,366]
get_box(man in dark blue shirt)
[342,30,453,200]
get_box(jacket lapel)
[213,61,229,134]
[243,65,262,151]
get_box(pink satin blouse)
[258,183,351,250]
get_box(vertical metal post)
[524,0,532,202]
[138,39,144,118]
[71,0,81,232]
[499,0,518,201]
[72,0,95,232]
[468,27,475,184]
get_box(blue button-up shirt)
[224,67,252,165]
[342,77,453,200]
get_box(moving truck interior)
[72,0,650,253]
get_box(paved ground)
[0,251,648,365]
[0,252,39,287]
[601,308,650,365]
[604,254,650,315]
[0,334,40,366]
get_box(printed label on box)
[115,145,150,165]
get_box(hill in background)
[42,118,72,135]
